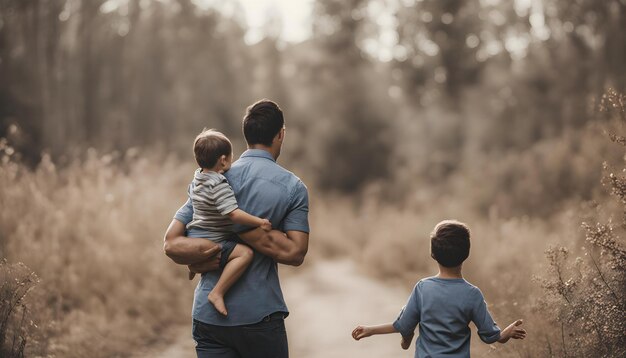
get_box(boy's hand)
[260,219,272,232]
[400,332,414,350]
[352,326,373,340]
[498,319,526,343]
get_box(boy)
[352,220,527,357]
[185,129,272,316]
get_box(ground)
[134,260,495,358]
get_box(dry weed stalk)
[0,259,39,358]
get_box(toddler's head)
[430,220,471,268]
[193,129,233,171]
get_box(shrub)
[0,259,41,358]
[0,142,196,357]
[538,89,626,357]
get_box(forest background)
[0,0,625,357]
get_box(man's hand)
[163,219,222,265]
[186,246,222,279]
[498,319,526,343]
[188,255,221,275]
[260,219,272,232]
[352,326,373,340]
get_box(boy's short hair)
[430,220,471,267]
[193,129,232,169]
[243,99,284,147]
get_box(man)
[163,99,310,358]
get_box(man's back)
[179,149,309,326]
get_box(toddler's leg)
[208,244,253,316]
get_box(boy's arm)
[392,285,421,338]
[228,209,272,231]
[470,288,505,344]
[497,320,526,343]
[352,324,414,350]
[352,323,397,339]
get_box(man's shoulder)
[231,158,307,188]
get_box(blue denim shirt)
[175,149,309,326]
[393,277,501,358]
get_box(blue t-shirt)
[393,277,501,358]
[174,149,310,326]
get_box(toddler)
[186,129,272,316]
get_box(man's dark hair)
[243,99,284,146]
[430,220,471,267]
[193,129,232,169]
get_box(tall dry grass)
[0,144,197,357]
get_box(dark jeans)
[192,313,288,358]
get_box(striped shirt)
[186,169,238,242]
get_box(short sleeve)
[212,180,239,216]
[174,184,194,225]
[283,181,310,233]
[471,288,501,344]
[393,283,421,337]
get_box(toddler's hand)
[352,326,372,340]
[498,319,526,343]
[260,219,272,232]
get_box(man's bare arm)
[238,228,309,266]
[163,219,221,266]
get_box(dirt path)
[136,259,412,358]
[283,259,413,358]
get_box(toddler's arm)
[228,209,272,231]
[352,324,414,350]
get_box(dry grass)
[0,259,39,358]
[0,145,197,357]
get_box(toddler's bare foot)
[208,291,228,316]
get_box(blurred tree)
[306,0,392,192]
[79,0,105,143]
[394,0,484,103]
[0,0,255,159]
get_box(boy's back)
[352,220,526,356]
[393,277,501,358]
